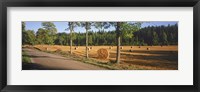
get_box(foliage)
[22,22,178,46]
[22,30,36,45]
[22,52,31,63]
[134,24,178,45]
[36,28,54,45]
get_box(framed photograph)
[0,0,199,92]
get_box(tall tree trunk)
[70,23,72,54]
[70,38,72,54]
[116,22,121,63]
[86,22,89,58]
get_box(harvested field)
[34,45,178,70]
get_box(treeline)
[133,24,178,46]
[22,22,178,46]
[55,24,178,46]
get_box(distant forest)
[22,22,178,46]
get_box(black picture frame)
[0,0,200,92]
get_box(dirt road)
[23,48,106,70]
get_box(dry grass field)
[30,45,178,70]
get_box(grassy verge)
[22,51,31,63]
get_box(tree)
[22,22,26,45]
[23,30,36,45]
[109,22,141,63]
[162,31,168,45]
[152,31,159,45]
[42,22,57,35]
[55,33,67,45]
[85,22,90,58]
[36,28,54,45]
[22,22,36,45]
[22,22,26,32]
[80,22,93,58]
[42,22,57,43]
[94,22,110,45]
[88,35,93,45]
[66,22,80,54]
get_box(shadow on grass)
[23,54,49,58]
[109,50,178,69]
[22,62,76,70]
[121,50,178,55]
[22,54,73,61]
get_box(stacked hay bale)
[97,48,109,60]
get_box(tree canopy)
[22,22,178,46]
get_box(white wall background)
[7,7,193,85]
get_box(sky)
[24,21,178,33]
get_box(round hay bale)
[46,47,49,51]
[87,47,90,51]
[97,48,109,60]
[147,48,150,50]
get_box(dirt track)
[23,48,106,70]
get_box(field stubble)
[32,45,178,70]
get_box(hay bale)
[97,48,109,60]
[46,47,49,51]
[87,47,90,51]
[147,48,150,50]
[74,47,77,50]
[131,46,133,48]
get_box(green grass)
[22,51,31,63]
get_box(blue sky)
[24,21,178,33]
